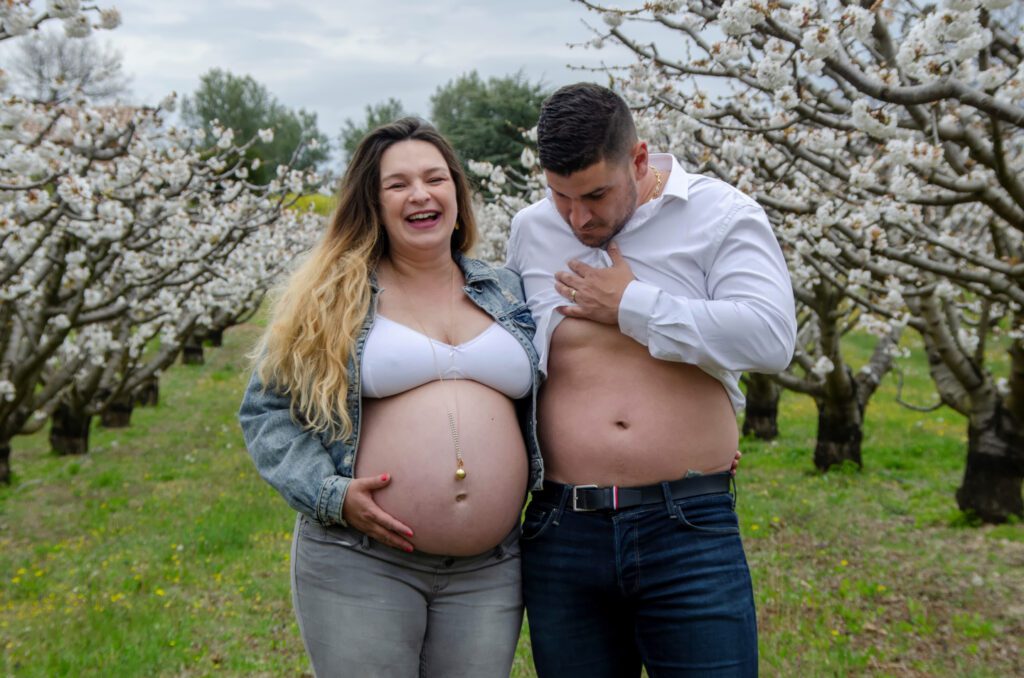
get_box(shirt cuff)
[618,280,659,346]
[316,475,352,526]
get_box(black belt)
[534,473,732,512]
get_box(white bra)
[361,314,533,399]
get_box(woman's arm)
[238,371,415,550]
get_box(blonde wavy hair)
[254,118,478,442]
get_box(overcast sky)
[27,0,644,164]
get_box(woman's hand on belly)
[341,473,415,552]
[357,381,529,555]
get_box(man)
[506,83,796,677]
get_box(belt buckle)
[571,484,599,512]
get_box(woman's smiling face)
[378,139,459,258]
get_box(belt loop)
[661,481,678,520]
[360,532,371,550]
[552,484,571,526]
[730,474,738,511]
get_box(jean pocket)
[672,495,740,535]
[299,515,363,548]
[520,504,556,541]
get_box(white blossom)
[719,0,764,36]
[47,0,80,18]
[851,100,898,139]
[811,356,835,377]
[935,280,958,300]
[98,7,121,29]
[802,57,825,77]
[258,128,274,143]
[49,314,71,330]
[63,13,90,37]
[159,92,177,112]
[848,163,877,188]
[520,147,536,169]
[489,166,507,186]
[756,59,791,90]
[216,128,235,150]
[801,23,840,60]
[710,40,745,65]
[2,5,34,35]
[957,328,980,354]
[774,87,799,110]
[840,6,875,42]
[602,11,623,28]
[815,238,841,258]
[467,160,493,177]
[0,380,15,402]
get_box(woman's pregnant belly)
[355,380,529,556]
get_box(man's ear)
[630,141,649,179]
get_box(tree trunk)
[135,376,159,407]
[207,328,224,347]
[49,402,91,456]
[100,392,133,428]
[742,373,780,440]
[956,404,1024,523]
[182,334,204,365]
[0,441,9,484]
[813,380,864,471]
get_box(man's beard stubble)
[575,178,639,250]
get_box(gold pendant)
[455,467,467,480]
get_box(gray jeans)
[290,514,523,678]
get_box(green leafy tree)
[339,97,409,162]
[430,71,547,171]
[181,68,329,184]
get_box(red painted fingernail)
[404,545,414,553]
[380,473,388,482]
[405,530,414,537]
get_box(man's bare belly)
[539,318,738,486]
[356,380,528,556]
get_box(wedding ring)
[570,288,577,303]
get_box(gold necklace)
[647,164,664,203]
[388,263,467,481]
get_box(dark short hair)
[537,83,637,175]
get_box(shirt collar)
[612,153,691,238]
[651,152,690,203]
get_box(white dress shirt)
[505,153,796,412]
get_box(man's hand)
[341,473,415,552]
[554,242,635,325]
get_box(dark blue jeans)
[521,485,758,678]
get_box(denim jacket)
[238,255,544,526]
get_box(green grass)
[1,325,1021,677]
[289,192,334,216]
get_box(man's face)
[545,155,639,248]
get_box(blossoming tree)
[0,1,323,479]
[572,0,1023,521]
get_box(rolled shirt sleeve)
[618,202,796,374]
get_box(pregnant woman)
[239,117,543,678]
